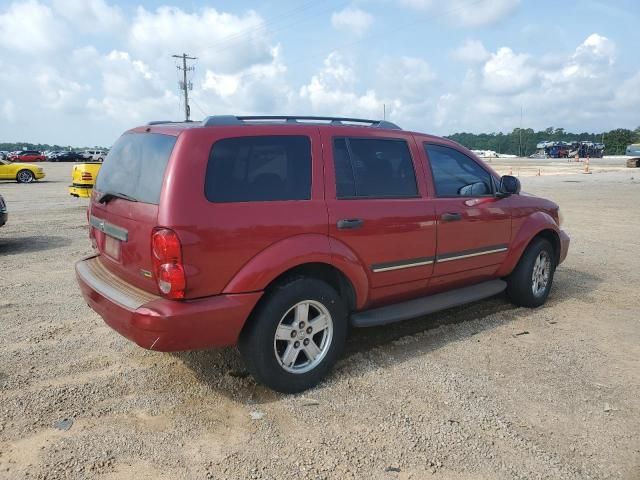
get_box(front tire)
[239,278,348,393]
[507,238,556,308]
[16,170,35,183]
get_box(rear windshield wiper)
[97,191,138,204]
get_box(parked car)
[0,157,45,183]
[52,151,86,162]
[0,194,7,227]
[69,162,101,198]
[82,150,107,162]
[75,115,570,393]
[8,150,46,162]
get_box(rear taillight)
[81,172,92,181]
[151,228,186,299]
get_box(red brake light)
[151,228,185,299]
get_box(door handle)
[337,218,364,229]
[441,212,462,222]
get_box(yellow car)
[0,158,45,183]
[69,163,101,198]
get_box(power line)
[204,0,340,52]
[172,53,197,121]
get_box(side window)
[205,135,312,203]
[424,144,493,197]
[333,137,418,199]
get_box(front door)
[322,129,437,299]
[422,143,511,278]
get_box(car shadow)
[0,235,72,255]
[173,266,602,403]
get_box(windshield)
[95,132,176,205]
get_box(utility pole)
[518,106,523,157]
[172,53,197,121]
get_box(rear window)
[205,136,311,203]
[95,133,176,205]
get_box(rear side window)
[333,137,418,198]
[95,133,176,205]
[205,136,311,203]
[424,144,493,197]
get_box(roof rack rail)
[146,120,197,125]
[201,115,401,130]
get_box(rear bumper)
[0,211,6,227]
[558,229,570,265]
[76,255,262,351]
[69,185,92,198]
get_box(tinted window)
[424,144,493,197]
[95,133,176,205]
[205,136,311,203]
[333,137,418,198]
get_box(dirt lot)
[1,160,639,480]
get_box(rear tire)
[506,238,555,308]
[239,277,348,393]
[16,170,34,183]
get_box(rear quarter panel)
[159,126,328,299]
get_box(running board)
[350,279,507,328]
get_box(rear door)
[89,132,177,292]
[322,128,436,296]
[421,142,511,277]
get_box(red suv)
[9,150,46,162]
[76,115,569,392]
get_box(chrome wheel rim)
[273,300,333,374]
[532,251,551,297]
[18,171,33,183]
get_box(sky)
[0,0,638,146]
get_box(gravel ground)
[0,161,638,480]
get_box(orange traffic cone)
[509,167,513,175]
[583,157,592,174]
[537,168,541,176]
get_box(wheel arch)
[222,234,369,310]
[497,212,561,277]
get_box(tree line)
[446,127,640,156]
[0,142,108,152]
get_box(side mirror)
[498,175,521,196]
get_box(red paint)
[77,121,569,351]
[76,266,262,350]
[9,151,46,162]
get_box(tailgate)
[89,199,159,292]
[88,132,177,294]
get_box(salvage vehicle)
[0,194,7,228]
[76,115,570,393]
[51,151,85,162]
[0,157,45,183]
[8,150,46,162]
[69,163,101,198]
[626,144,640,168]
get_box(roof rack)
[201,115,402,130]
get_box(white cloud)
[2,99,16,123]
[376,56,436,100]
[128,6,274,74]
[199,45,291,114]
[300,53,383,118]
[52,0,123,32]
[36,70,90,111]
[331,7,374,36]
[452,39,490,63]
[482,47,537,94]
[0,0,67,54]
[400,0,520,27]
